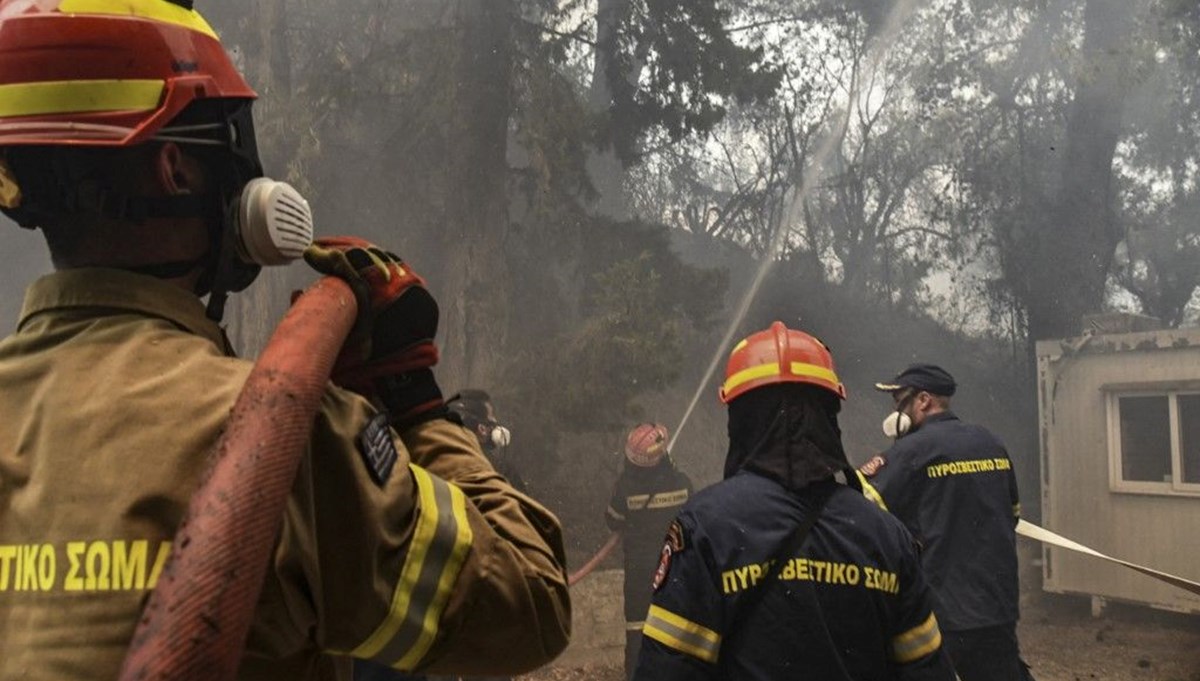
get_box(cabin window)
[1178,395,1200,484]
[1109,391,1200,495]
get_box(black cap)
[874,364,956,396]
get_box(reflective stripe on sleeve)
[349,464,473,670]
[643,604,721,664]
[857,471,889,511]
[1012,502,1021,518]
[891,612,942,664]
[606,506,626,522]
[0,80,164,119]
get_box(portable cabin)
[1036,313,1200,613]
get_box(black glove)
[304,236,443,424]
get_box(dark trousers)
[625,626,643,681]
[943,624,1035,681]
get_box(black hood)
[725,383,849,492]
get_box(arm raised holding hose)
[303,237,572,676]
[0,0,567,676]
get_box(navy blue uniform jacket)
[632,473,955,681]
[866,412,1020,631]
[606,460,693,622]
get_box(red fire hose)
[119,276,358,681]
[569,532,621,586]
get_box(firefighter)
[631,322,956,681]
[605,422,693,680]
[861,364,1034,681]
[0,2,569,679]
[447,390,523,492]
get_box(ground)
[521,598,1200,680]
[519,543,1200,681]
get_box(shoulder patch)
[652,519,687,591]
[666,518,686,552]
[859,454,887,478]
[357,412,398,487]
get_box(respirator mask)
[479,422,512,450]
[202,176,313,319]
[490,424,513,449]
[881,390,916,440]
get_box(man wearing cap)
[863,364,1032,681]
[605,423,694,680]
[631,323,955,681]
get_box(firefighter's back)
[0,271,251,680]
[638,472,950,680]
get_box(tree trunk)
[1017,0,1135,341]
[434,0,515,391]
[587,0,632,219]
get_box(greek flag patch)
[358,412,398,487]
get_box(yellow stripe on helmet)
[721,362,781,397]
[0,80,164,119]
[789,361,840,386]
[59,0,219,39]
[721,360,842,398]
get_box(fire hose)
[119,276,358,681]
[572,521,1200,598]
[569,533,621,586]
[1016,519,1200,596]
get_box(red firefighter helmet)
[719,321,846,404]
[0,0,256,148]
[625,423,669,467]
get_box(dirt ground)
[521,597,1200,680]
[521,544,1200,681]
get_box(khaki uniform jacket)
[0,269,570,680]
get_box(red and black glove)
[303,236,444,426]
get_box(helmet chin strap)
[203,194,261,321]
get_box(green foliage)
[503,219,727,438]
[601,0,784,162]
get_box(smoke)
[0,217,51,330]
[669,0,931,454]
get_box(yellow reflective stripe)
[1012,503,1021,518]
[721,362,781,397]
[891,612,942,663]
[59,0,218,39]
[0,80,163,118]
[395,474,472,669]
[348,465,473,668]
[732,338,749,353]
[626,494,650,510]
[645,489,689,509]
[606,505,626,521]
[857,471,889,511]
[643,604,721,663]
[625,620,645,631]
[789,361,840,385]
[722,361,841,397]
